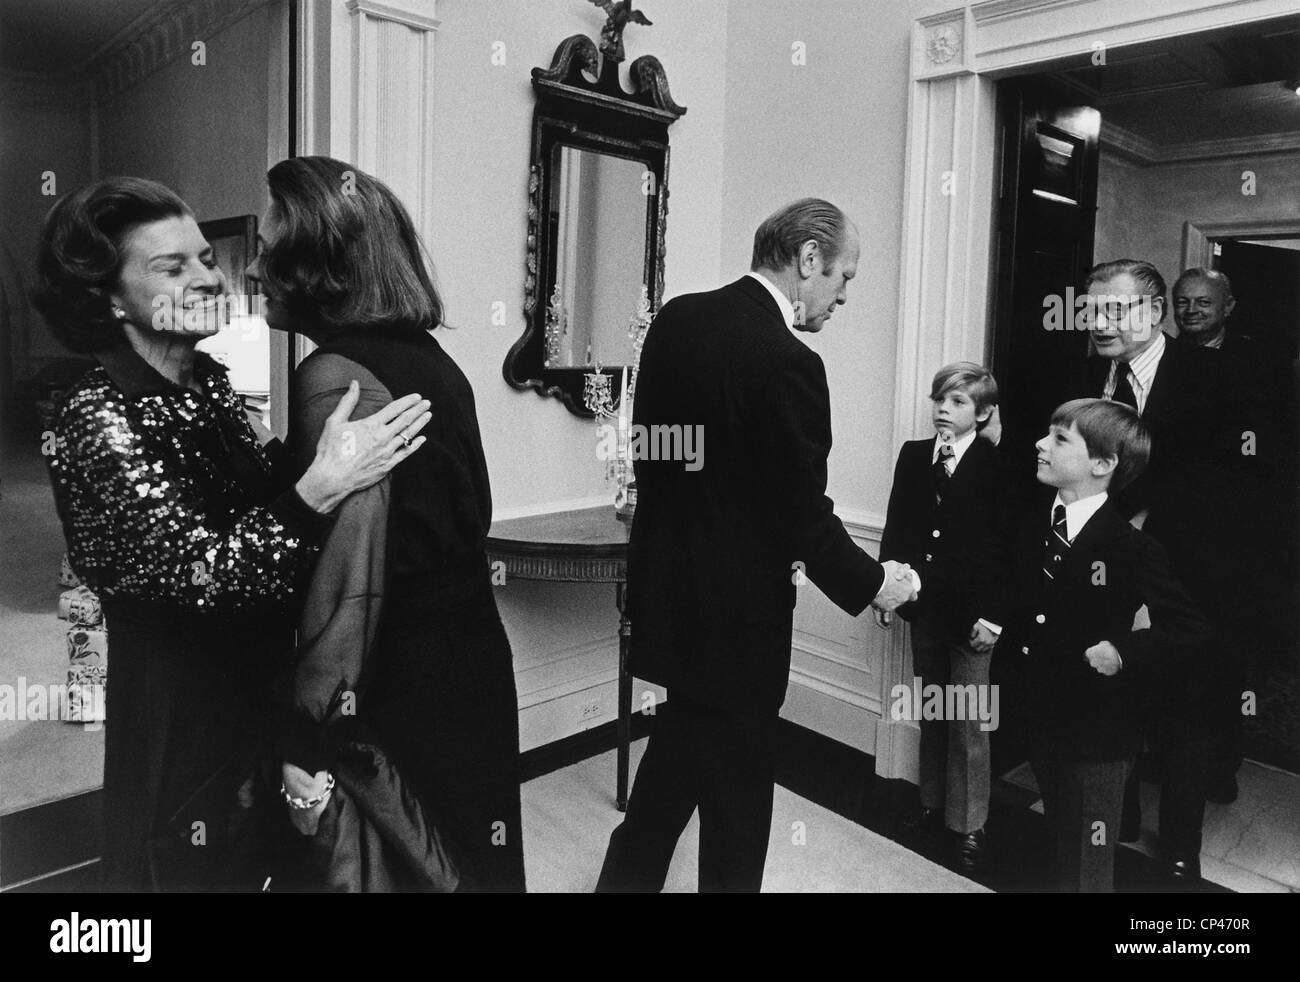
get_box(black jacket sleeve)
[753,345,885,615]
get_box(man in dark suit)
[1171,267,1296,803]
[1079,259,1248,883]
[595,199,918,893]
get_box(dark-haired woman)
[36,176,432,892]
[248,156,526,892]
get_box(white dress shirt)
[1104,330,1167,414]
[746,271,796,330]
[932,428,977,475]
[1051,490,1109,542]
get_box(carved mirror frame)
[503,33,686,417]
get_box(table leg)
[616,580,631,811]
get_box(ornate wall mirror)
[504,12,686,416]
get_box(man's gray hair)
[1173,266,1233,300]
[751,198,849,272]
[1084,258,1167,309]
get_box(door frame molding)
[1183,218,1300,270]
[878,0,1299,781]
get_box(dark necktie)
[1112,361,1138,411]
[1042,504,1069,585]
[933,443,954,506]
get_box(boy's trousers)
[910,616,992,834]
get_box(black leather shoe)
[901,806,942,834]
[952,828,987,876]
[1170,857,1202,886]
[1206,776,1238,805]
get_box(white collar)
[933,429,978,470]
[1051,491,1109,542]
[746,271,796,330]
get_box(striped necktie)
[1112,361,1138,412]
[933,443,955,506]
[1043,504,1069,585]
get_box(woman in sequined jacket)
[34,177,433,892]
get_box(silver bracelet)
[281,772,335,810]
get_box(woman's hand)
[282,762,331,836]
[295,381,431,514]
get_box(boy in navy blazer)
[1003,398,1206,892]
[879,362,1013,874]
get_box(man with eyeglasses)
[1078,259,1253,888]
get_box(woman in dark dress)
[36,177,433,891]
[248,157,526,892]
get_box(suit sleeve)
[753,347,885,615]
[878,447,908,564]
[1113,532,1208,691]
[278,353,392,775]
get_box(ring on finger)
[400,432,412,449]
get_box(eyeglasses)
[1081,296,1158,326]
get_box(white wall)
[1097,147,1300,283]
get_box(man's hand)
[978,404,1002,445]
[1084,640,1122,676]
[969,621,998,653]
[872,560,918,612]
[873,608,893,629]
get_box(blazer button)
[924,553,933,562]
[1035,613,1046,624]
[931,529,941,539]
[1021,646,1029,654]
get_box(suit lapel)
[1058,500,1121,585]
[1142,338,1179,420]
[946,434,991,494]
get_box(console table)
[486,506,633,810]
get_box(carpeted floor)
[520,738,988,893]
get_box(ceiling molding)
[1101,119,1300,165]
[89,0,276,101]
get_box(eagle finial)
[588,0,652,64]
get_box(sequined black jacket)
[48,347,331,615]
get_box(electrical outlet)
[579,701,602,722]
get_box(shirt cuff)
[874,568,921,600]
[977,618,1002,635]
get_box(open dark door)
[988,79,1101,770]
[990,81,1101,479]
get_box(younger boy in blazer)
[879,362,1013,874]
[1003,398,1206,892]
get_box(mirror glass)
[544,145,648,369]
